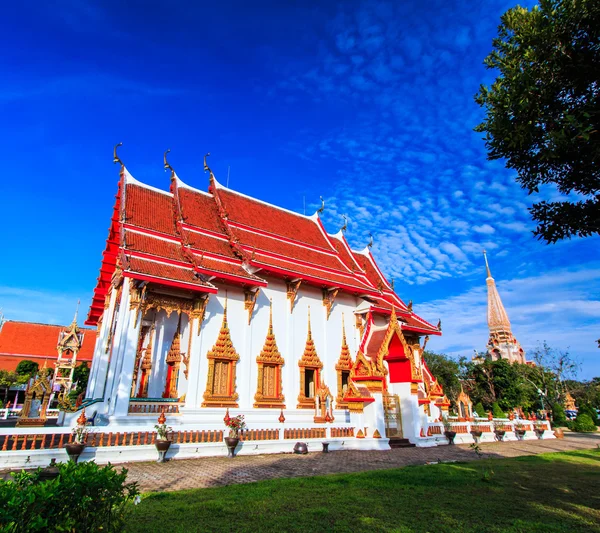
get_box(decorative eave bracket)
[286,279,301,313]
[244,287,260,325]
[322,288,339,320]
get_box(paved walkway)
[124,433,600,493]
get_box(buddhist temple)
[484,251,526,364]
[79,147,449,449]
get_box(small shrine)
[564,392,577,411]
[456,387,473,420]
[16,367,52,427]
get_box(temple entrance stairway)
[388,437,415,449]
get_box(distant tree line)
[424,342,599,425]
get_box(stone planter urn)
[470,430,483,443]
[494,430,505,442]
[515,429,526,441]
[224,437,240,458]
[155,439,171,463]
[65,443,86,463]
[534,428,545,439]
[444,431,456,445]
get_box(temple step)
[388,437,415,448]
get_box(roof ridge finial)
[113,142,124,167]
[317,196,325,215]
[483,249,492,278]
[164,149,175,178]
[204,152,215,182]
[341,215,348,234]
[368,233,373,249]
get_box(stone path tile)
[122,433,600,493]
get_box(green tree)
[552,402,567,427]
[15,360,39,378]
[475,0,600,243]
[72,362,90,396]
[0,370,23,406]
[422,351,463,402]
[572,413,597,432]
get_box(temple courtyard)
[126,434,600,532]
[125,432,600,492]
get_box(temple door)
[383,392,403,438]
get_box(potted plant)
[65,411,89,463]
[154,412,173,463]
[443,418,456,445]
[534,422,546,439]
[514,422,527,440]
[224,414,246,457]
[493,421,506,441]
[470,424,483,443]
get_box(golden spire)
[166,315,182,364]
[141,324,154,370]
[484,252,512,334]
[336,314,352,370]
[206,297,239,361]
[257,300,284,364]
[299,306,322,368]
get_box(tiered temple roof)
[86,159,441,337]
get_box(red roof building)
[0,320,95,372]
[86,162,440,338]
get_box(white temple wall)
[87,285,118,399]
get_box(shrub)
[492,402,505,419]
[578,403,599,426]
[473,402,486,418]
[571,414,597,433]
[0,461,139,532]
[551,402,567,427]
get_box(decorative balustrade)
[284,428,326,439]
[238,429,279,441]
[330,427,354,438]
[0,429,224,451]
[128,400,182,415]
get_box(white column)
[88,288,117,399]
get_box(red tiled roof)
[177,186,228,235]
[0,321,95,371]
[252,253,376,294]
[125,182,176,236]
[214,184,331,249]
[123,256,216,290]
[124,230,186,263]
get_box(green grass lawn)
[126,449,600,533]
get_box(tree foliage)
[475,0,600,243]
[423,351,463,401]
[72,362,90,396]
[15,360,38,378]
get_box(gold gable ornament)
[17,366,52,427]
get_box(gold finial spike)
[268,299,274,331]
[307,306,312,336]
[164,149,175,177]
[317,196,325,215]
[72,299,80,324]
[341,313,347,343]
[483,250,492,278]
[113,142,124,166]
[204,152,214,180]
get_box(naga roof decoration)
[206,304,240,362]
[298,309,323,369]
[86,151,440,334]
[256,301,284,365]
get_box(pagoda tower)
[53,302,84,390]
[484,252,526,364]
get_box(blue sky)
[1,0,599,378]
